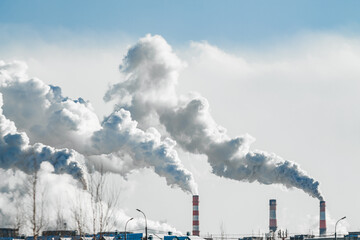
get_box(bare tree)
[72,191,88,237]
[98,175,120,234]
[26,159,47,240]
[88,167,121,239]
[89,171,102,239]
[14,198,25,235]
[55,200,66,230]
[220,221,226,240]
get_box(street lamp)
[125,218,134,240]
[335,216,346,240]
[136,209,148,240]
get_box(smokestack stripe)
[192,195,200,236]
[319,200,326,236]
[269,199,277,232]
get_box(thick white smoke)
[0,164,180,235]
[0,60,197,194]
[0,34,326,234]
[0,89,87,186]
[0,60,101,151]
[0,60,194,233]
[105,34,323,200]
[91,109,197,194]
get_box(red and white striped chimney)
[319,201,326,236]
[269,199,277,232]
[192,195,199,236]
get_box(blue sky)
[1,0,360,46]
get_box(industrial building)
[0,229,19,238]
[42,231,77,237]
[269,199,277,233]
[319,201,327,236]
[301,232,360,240]
[289,235,314,240]
[345,232,360,240]
[239,237,263,240]
[24,232,144,240]
[193,195,200,236]
[0,196,358,240]
[0,230,206,240]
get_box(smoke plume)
[0,164,180,234]
[0,34,325,233]
[0,60,198,194]
[0,89,87,187]
[90,109,197,194]
[105,34,323,200]
[0,59,196,233]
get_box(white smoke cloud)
[0,60,101,151]
[90,109,197,194]
[0,60,198,194]
[1,33,341,235]
[0,163,180,235]
[0,58,198,234]
[0,168,28,228]
[105,34,323,200]
[0,84,87,186]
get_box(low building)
[42,231,77,237]
[290,235,315,240]
[305,236,344,240]
[239,237,263,240]
[25,233,143,240]
[115,233,142,240]
[149,233,207,240]
[0,229,19,238]
[345,232,360,240]
[164,236,190,240]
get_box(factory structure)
[267,199,328,237]
[0,230,200,240]
[0,196,358,240]
[269,199,277,233]
[193,195,200,236]
[320,201,327,236]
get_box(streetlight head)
[341,216,346,220]
[136,209,141,212]
[130,217,134,220]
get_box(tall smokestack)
[193,195,199,236]
[269,199,277,232]
[320,201,326,236]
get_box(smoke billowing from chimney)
[105,34,324,200]
[0,92,87,187]
[0,60,197,194]
[0,34,326,233]
[0,165,181,234]
[91,109,198,194]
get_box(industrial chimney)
[320,201,326,236]
[269,199,277,232]
[193,195,200,236]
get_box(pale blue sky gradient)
[1,0,360,46]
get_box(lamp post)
[125,217,133,240]
[136,209,147,240]
[335,216,346,240]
